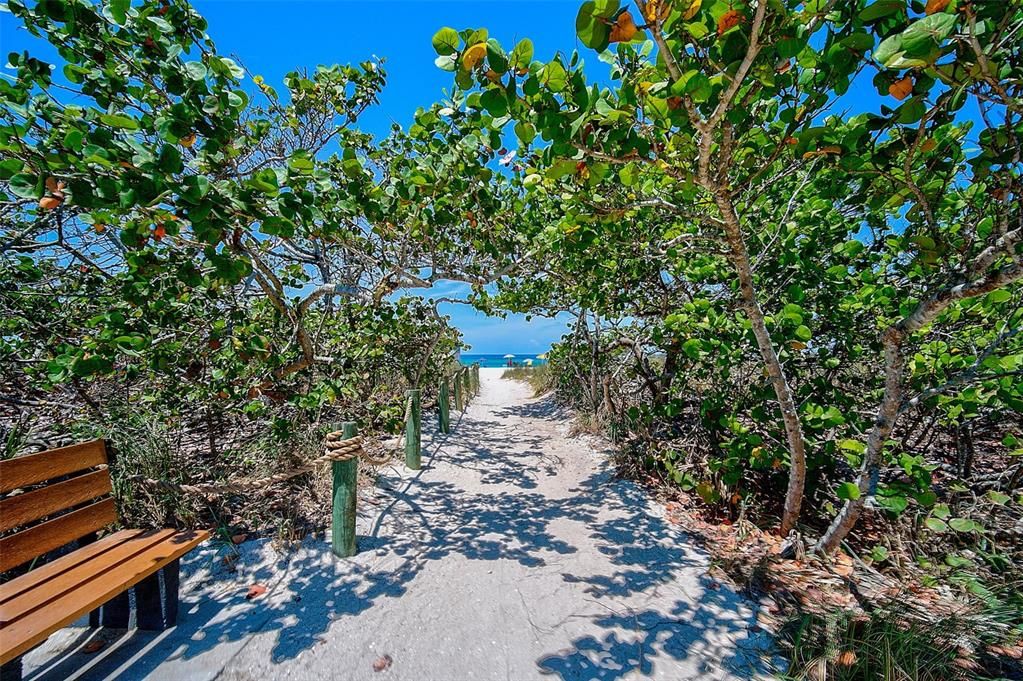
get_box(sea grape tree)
[432,0,1021,548]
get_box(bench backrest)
[0,440,117,573]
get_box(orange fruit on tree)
[461,42,487,71]
[609,11,639,43]
[888,76,913,100]
[717,9,744,36]
[39,196,63,210]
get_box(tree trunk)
[817,263,1022,554]
[714,190,808,536]
[816,327,904,554]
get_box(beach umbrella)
[503,354,515,358]
[537,353,548,359]
[524,359,533,365]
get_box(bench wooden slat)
[0,530,145,607]
[0,440,108,494]
[0,498,118,573]
[0,529,208,665]
[0,469,112,533]
[0,529,178,625]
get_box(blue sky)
[1,1,580,353]
[181,1,584,353]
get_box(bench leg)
[0,656,22,681]
[136,560,180,630]
[100,590,131,628]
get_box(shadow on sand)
[25,392,772,681]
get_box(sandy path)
[24,369,772,680]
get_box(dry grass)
[501,365,550,395]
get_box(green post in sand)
[453,370,463,412]
[438,380,450,434]
[463,367,472,403]
[331,421,358,558]
[405,389,421,469]
[473,365,480,394]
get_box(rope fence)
[128,363,482,557]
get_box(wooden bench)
[0,440,208,679]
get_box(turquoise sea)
[460,353,548,368]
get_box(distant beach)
[460,353,548,368]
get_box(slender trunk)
[958,421,975,480]
[816,263,1022,554]
[713,190,808,536]
[816,327,904,554]
[601,375,615,418]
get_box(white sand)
[24,369,774,680]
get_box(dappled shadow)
[25,377,772,680]
[536,592,773,680]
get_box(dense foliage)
[429,0,1022,578]
[0,0,525,531]
[2,0,1020,672]
[2,0,1020,636]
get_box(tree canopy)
[1,0,1020,562]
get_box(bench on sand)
[0,440,208,680]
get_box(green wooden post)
[405,389,421,469]
[331,421,358,558]
[463,368,472,404]
[438,380,450,434]
[453,371,463,412]
[473,365,480,394]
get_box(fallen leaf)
[988,645,1023,659]
[373,654,393,672]
[246,584,267,600]
[83,640,106,654]
[231,533,247,545]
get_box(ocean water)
[460,353,548,368]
